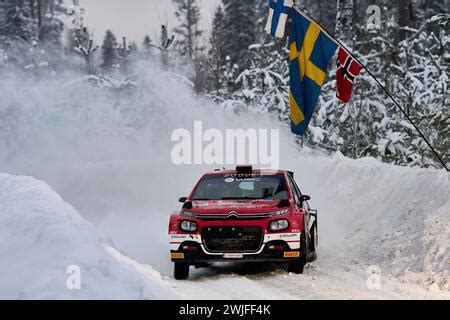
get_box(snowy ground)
[1,156,448,299]
[0,63,448,299]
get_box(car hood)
[189,200,282,214]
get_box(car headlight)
[180,220,198,232]
[269,219,289,232]
[270,209,290,217]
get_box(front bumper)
[169,231,301,263]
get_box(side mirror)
[300,195,311,202]
[277,199,291,208]
[182,201,193,210]
[178,197,187,203]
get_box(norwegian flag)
[336,47,363,103]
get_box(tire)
[174,262,189,280]
[287,231,307,274]
[287,259,304,274]
[307,223,318,262]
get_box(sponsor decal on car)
[170,234,200,241]
[265,232,301,241]
[171,234,188,239]
[279,233,299,239]
[224,173,262,178]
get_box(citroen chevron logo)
[227,211,239,219]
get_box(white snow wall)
[0,173,176,299]
[0,62,448,291]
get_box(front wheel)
[174,262,189,280]
[287,232,307,274]
[287,259,304,274]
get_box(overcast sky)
[77,0,221,45]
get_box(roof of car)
[205,168,287,175]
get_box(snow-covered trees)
[142,35,154,58]
[73,27,98,74]
[335,0,354,46]
[208,0,448,169]
[153,25,175,69]
[172,0,207,93]
[234,40,290,121]
[0,0,36,65]
[101,30,118,72]
[0,0,447,169]
[316,3,448,167]
[208,5,226,95]
[35,0,65,48]
[0,0,64,68]
[117,37,134,73]
[222,0,257,70]
[0,0,35,43]
[172,0,203,59]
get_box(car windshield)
[192,173,288,201]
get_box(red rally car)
[168,165,318,280]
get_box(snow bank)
[0,173,177,299]
[296,155,449,293]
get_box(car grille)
[202,226,264,253]
[189,212,271,220]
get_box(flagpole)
[293,5,449,172]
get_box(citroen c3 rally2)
[168,165,318,279]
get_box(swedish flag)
[289,9,338,135]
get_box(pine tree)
[143,35,152,50]
[101,30,118,71]
[0,0,37,66]
[222,0,257,70]
[139,25,174,69]
[255,0,270,32]
[208,5,226,95]
[397,0,418,40]
[234,40,290,120]
[65,1,85,55]
[172,0,203,58]
[336,0,354,47]
[74,27,98,74]
[0,0,36,44]
[222,55,239,99]
[298,0,337,31]
[193,53,208,94]
[415,0,448,21]
[33,0,65,48]
[39,17,64,48]
[116,36,133,73]
[399,14,450,167]
[158,24,174,69]
[142,35,154,58]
